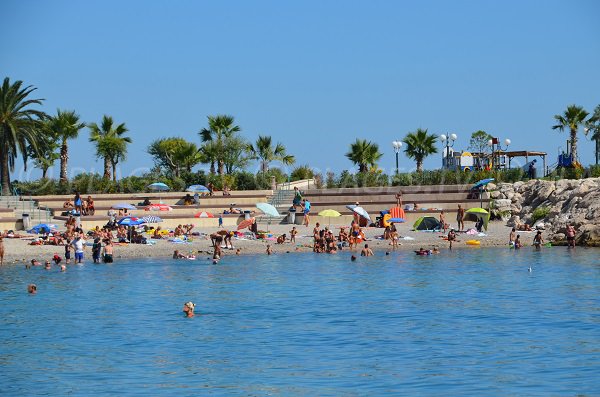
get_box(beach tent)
[413,216,442,231]
[465,208,490,231]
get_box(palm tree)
[199,115,241,175]
[247,135,295,173]
[552,105,593,164]
[47,109,86,183]
[27,121,60,179]
[403,128,438,172]
[89,115,131,180]
[96,135,130,183]
[584,104,600,165]
[0,77,47,194]
[345,139,383,173]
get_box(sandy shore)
[0,221,545,265]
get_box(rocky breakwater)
[488,178,600,246]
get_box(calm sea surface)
[1,248,599,396]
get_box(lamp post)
[487,137,511,170]
[392,141,403,174]
[439,133,457,169]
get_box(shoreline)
[0,222,583,265]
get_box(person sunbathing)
[63,199,74,209]
[174,225,184,237]
[152,227,163,239]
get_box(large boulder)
[494,199,512,212]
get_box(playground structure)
[442,148,548,175]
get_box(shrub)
[290,165,314,181]
[588,165,600,178]
[337,170,354,188]
[326,171,336,189]
[531,206,550,223]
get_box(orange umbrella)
[194,211,214,218]
[237,217,255,230]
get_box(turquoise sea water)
[1,248,599,396]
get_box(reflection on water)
[1,248,599,396]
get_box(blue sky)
[2,0,600,180]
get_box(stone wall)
[488,178,600,246]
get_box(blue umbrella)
[118,217,145,226]
[111,203,137,210]
[388,217,405,223]
[472,178,495,189]
[186,185,210,193]
[28,223,58,234]
[148,182,170,191]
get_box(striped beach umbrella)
[141,215,163,223]
[194,211,214,218]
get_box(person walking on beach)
[566,224,576,248]
[302,199,311,227]
[533,231,544,250]
[439,211,447,232]
[456,204,465,231]
[0,236,4,266]
[290,227,297,243]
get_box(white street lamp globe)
[397,141,403,148]
[440,134,447,142]
[504,138,511,146]
[488,139,493,146]
[450,133,457,141]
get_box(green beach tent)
[465,207,490,231]
[413,216,442,231]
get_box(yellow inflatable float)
[466,240,481,246]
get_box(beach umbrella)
[318,209,341,227]
[465,207,490,231]
[346,205,372,222]
[472,178,495,207]
[194,211,214,218]
[28,223,58,234]
[256,203,280,217]
[186,184,210,193]
[147,182,170,191]
[237,217,255,230]
[111,203,137,210]
[117,216,145,226]
[472,178,495,190]
[141,215,162,223]
[388,217,405,223]
[145,204,173,211]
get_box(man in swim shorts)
[566,224,576,248]
[360,244,373,257]
[72,235,85,263]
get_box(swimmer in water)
[266,244,273,255]
[183,301,195,317]
[351,255,357,262]
[28,284,37,294]
[44,260,51,270]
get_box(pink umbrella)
[145,204,173,211]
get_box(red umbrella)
[237,217,255,230]
[145,204,173,211]
[194,211,215,218]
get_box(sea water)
[0,248,599,396]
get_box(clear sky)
[2,0,600,180]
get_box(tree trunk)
[210,162,215,175]
[42,168,48,179]
[103,157,112,179]
[218,160,224,176]
[570,128,578,164]
[417,160,423,172]
[112,162,118,183]
[60,140,69,183]
[0,149,11,195]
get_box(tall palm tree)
[345,139,383,173]
[89,115,131,180]
[199,115,241,175]
[96,135,129,183]
[403,128,438,172]
[584,104,600,165]
[247,135,295,173]
[552,105,592,164]
[47,109,86,183]
[0,77,47,194]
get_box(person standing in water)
[447,229,457,250]
[533,231,544,250]
[566,224,576,248]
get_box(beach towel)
[403,236,415,240]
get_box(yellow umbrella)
[318,209,341,226]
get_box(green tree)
[585,104,600,165]
[552,105,593,164]
[468,130,493,154]
[403,128,438,172]
[345,138,383,173]
[290,165,315,181]
[199,115,241,175]
[88,115,131,180]
[0,77,47,194]
[247,135,295,173]
[27,121,60,179]
[46,109,86,183]
[148,137,201,177]
[222,135,251,174]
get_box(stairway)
[0,194,53,227]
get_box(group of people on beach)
[63,192,95,216]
